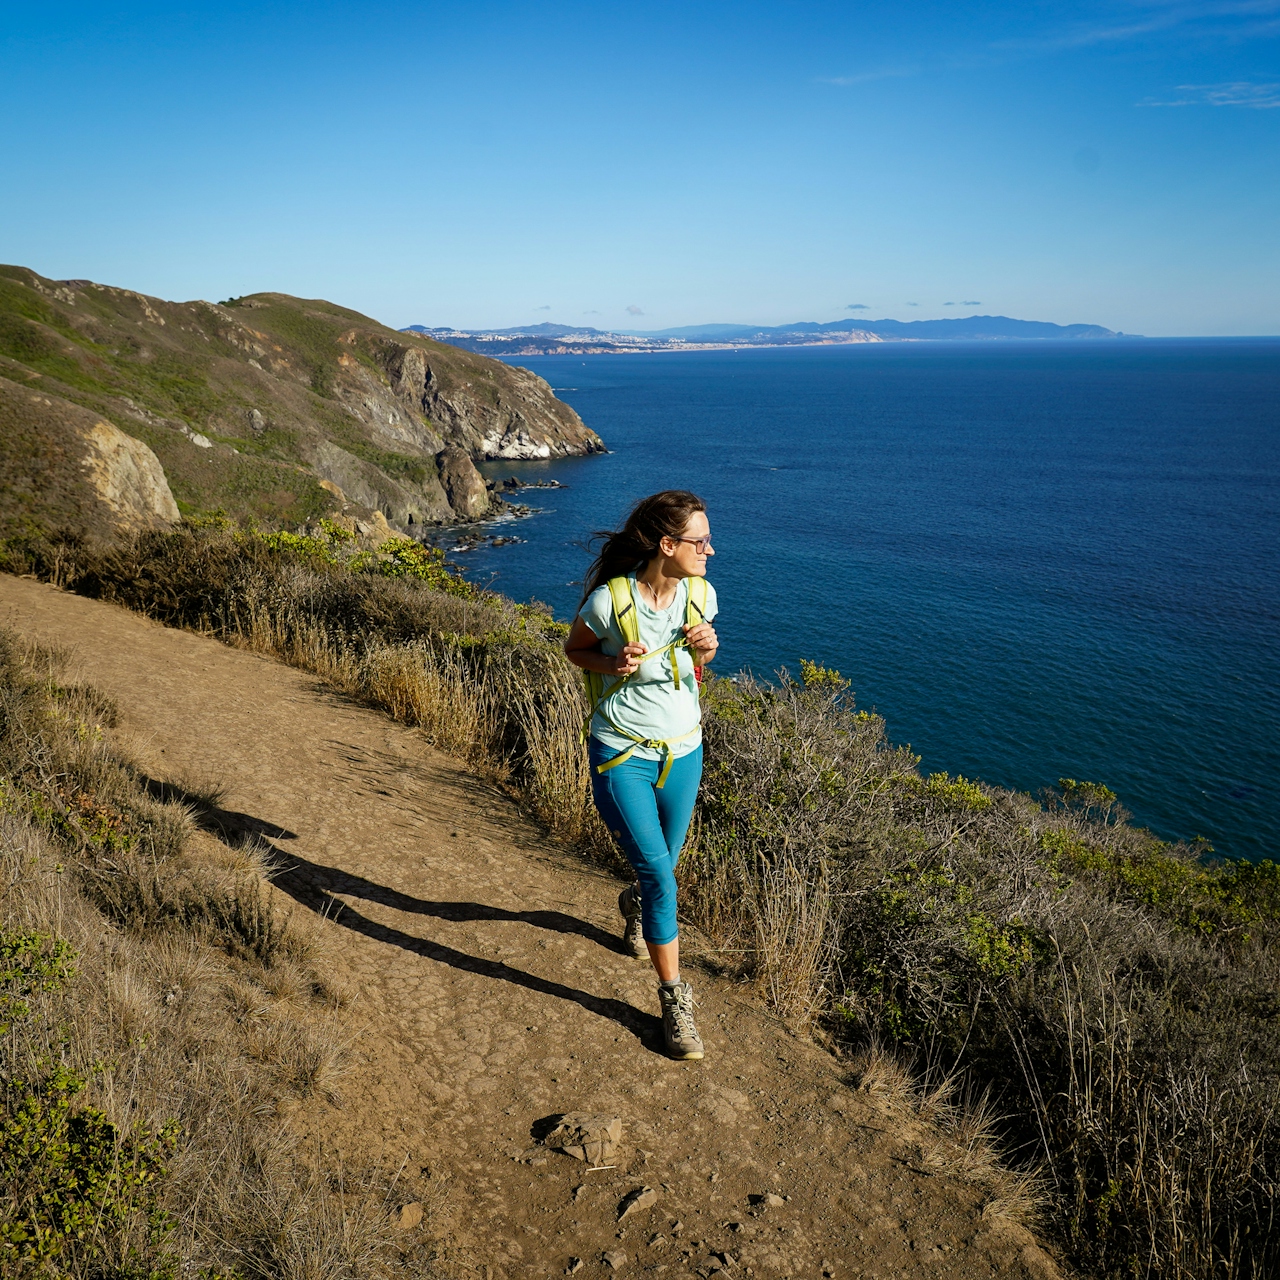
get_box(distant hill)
[404,313,1126,356]
[636,315,1122,341]
[0,267,603,541]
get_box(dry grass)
[0,632,404,1278]
[849,1037,1045,1228]
[748,849,834,1024]
[847,1036,916,1111]
[8,523,1280,1278]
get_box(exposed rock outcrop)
[384,341,605,460]
[306,439,455,527]
[340,347,446,458]
[79,418,180,528]
[0,376,178,539]
[435,447,491,519]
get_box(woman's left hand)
[683,621,719,666]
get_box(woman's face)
[662,510,714,578]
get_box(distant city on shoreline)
[404,313,1136,356]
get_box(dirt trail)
[1,575,1062,1280]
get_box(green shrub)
[0,1062,179,1279]
[375,538,475,596]
[0,934,75,1034]
[921,771,992,812]
[0,931,177,1280]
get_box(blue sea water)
[457,341,1280,861]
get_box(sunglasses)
[671,535,713,553]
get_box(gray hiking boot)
[658,980,704,1060]
[618,883,646,958]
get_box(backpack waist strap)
[591,708,699,788]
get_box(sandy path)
[0,575,1061,1280]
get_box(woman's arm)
[564,615,647,676]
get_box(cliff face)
[385,342,603,459]
[0,266,605,540]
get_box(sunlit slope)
[0,266,603,535]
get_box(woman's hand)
[611,641,648,676]
[683,621,718,666]
[564,616,649,676]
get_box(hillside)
[10,518,1279,1278]
[0,266,604,539]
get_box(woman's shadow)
[147,778,665,1051]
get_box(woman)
[563,490,719,1060]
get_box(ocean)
[455,341,1280,862]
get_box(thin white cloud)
[626,305,644,316]
[817,66,917,87]
[846,303,869,310]
[995,1,1280,54]
[1141,79,1280,106]
[535,304,551,310]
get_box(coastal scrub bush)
[696,667,1280,1279]
[0,932,75,1033]
[7,522,1280,1279]
[1,1029,180,1279]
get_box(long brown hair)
[580,489,706,604]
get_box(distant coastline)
[404,313,1133,357]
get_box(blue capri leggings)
[588,739,703,947]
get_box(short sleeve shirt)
[578,574,719,761]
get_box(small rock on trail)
[616,1185,658,1220]
[390,1201,423,1230]
[539,1112,623,1163]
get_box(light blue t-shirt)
[579,574,719,761]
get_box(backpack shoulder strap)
[607,576,640,645]
[685,575,708,628]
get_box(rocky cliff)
[0,266,605,541]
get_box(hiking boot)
[618,883,646,958]
[658,980,704,1060]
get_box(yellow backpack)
[583,574,709,787]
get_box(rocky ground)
[0,574,1065,1280]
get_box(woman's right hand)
[562,616,647,676]
[611,642,648,676]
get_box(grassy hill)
[0,266,604,538]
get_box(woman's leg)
[589,741,706,1059]
[589,742,680,948]
[643,745,703,981]
[653,744,703,870]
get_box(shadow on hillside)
[149,777,663,1049]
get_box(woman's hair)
[580,489,706,603]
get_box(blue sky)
[1,2,1277,334]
